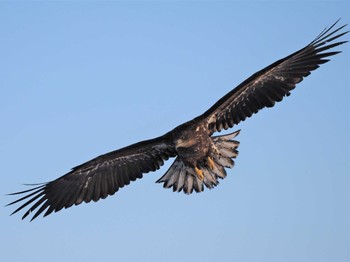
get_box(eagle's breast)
[173,121,211,167]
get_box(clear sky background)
[1,1,349,262]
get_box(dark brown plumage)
[8,21,348,221]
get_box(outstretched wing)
[198,21,348,134]
[8,133,176,221]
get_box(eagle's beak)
[175,139,195,148]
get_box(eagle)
[8,21,348,221]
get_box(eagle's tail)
[156,130,240,194]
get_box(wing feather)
[199,21,348,133]
[7,132,176,220]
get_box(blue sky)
[1,1,349,262]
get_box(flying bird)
[8,21,348,221]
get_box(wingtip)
[334,18,348,28]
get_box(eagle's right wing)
[8,132,176,221]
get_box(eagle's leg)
[194,166,204,180]
[207,156,215,170]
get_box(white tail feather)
[174,167,186,192]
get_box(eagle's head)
[174,129,197,149]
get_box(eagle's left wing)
[197,21,348,134]
[7,132,176,221]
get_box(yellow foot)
[195,166,204,180]
[207,156,215,170]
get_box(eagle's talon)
[207,156,215,170]
[195,166,204,180]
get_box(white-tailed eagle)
[8,21,348,221]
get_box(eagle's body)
[161,119,240,193]
[173,120,211,167]
[8,21,348,221]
